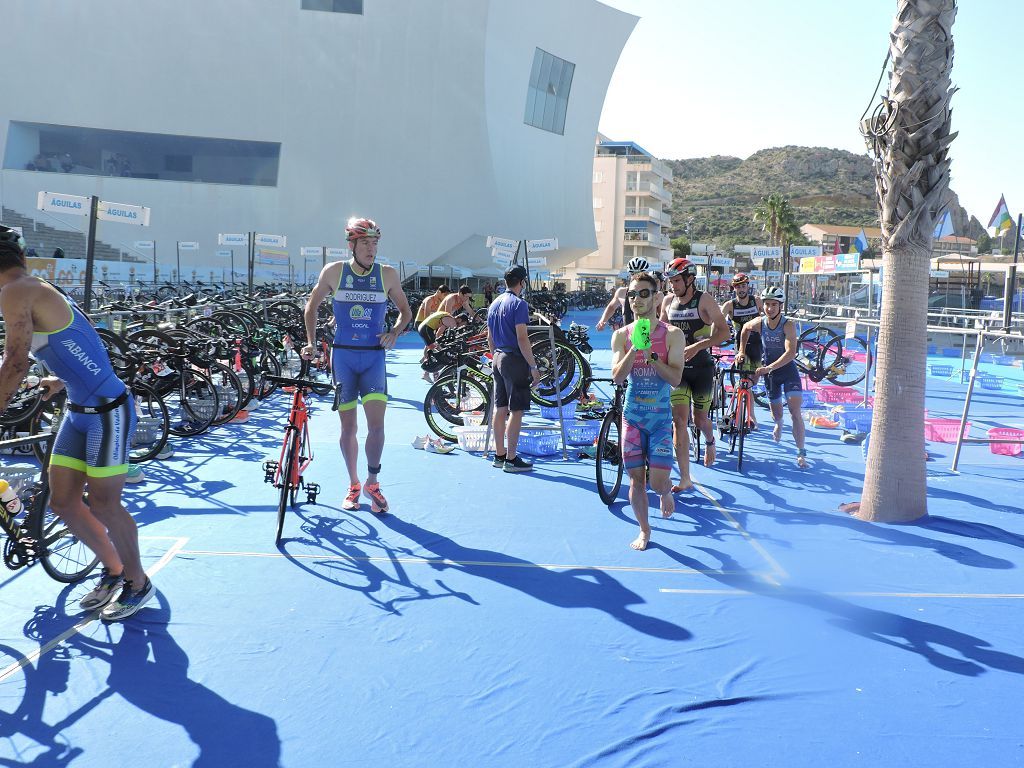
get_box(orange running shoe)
[363,482,389,514]
[342,482,361,511]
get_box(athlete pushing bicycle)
[301,217,413,514]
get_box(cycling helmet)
[626,256,650,273]
[761,286,785,302]
[664,257,696,279]
[345,217,381,242]
[731,272,750,286]
[0,225,26,253]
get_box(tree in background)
[976,231,991,254]
[753,192,803,274]
[670,236,691,257]
[846,0,957,523]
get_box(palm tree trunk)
[853,0,957,523]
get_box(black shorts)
[743,333,763,363]
[494,351,532,412]
[417,323,436,345]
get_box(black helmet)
[504,265,528,285]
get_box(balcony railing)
[624,206,672,226]
[624,231,671,249]
[626,181,670,202]
[625,154,673,180]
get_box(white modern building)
[558,136,673,289]
[1,0,636,282]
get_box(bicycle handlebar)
[263,374,333,393]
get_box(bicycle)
[795,317,873,386]
[0,395,99,583]
[594,379,628,505]
[262,360,333,544]
[718,365,758,472]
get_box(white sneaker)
[412,435,428,450]
[426,438,456,455]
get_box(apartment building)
[559,137,672,288]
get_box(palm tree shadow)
[653,543,1024,677]
[380,515,692,641]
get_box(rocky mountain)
[663,146,976,246]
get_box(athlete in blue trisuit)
[0,225,153,620]
[301,217,412,514]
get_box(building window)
[4,122,280,186]
[301,0,363,12]
[524,48,575,135]
[593,171,603,183]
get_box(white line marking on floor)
[658,588,1024,599]
[0,536,189,684]
[693,481,790,580]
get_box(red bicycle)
[721,365,758,472]
[262,360,333,544]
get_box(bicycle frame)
[276,387,313,491]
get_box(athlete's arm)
[610,328,637,384]
[655,326,685,385]
[596,287,624,331]
[720,299,734,320]
[381,265,413,348]
[301,262,341,359]
[735,317,758,366]
[698,293,731,349]
[658,293,672,322]
[0,285,35,413]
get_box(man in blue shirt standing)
[486,266,542,472]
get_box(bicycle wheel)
[167,369,220,436]
[30,483,99,583]
[825,335,872,387]
[205,360,243,426]
[736,392,748,473]
[689,420,702,464]
[277,429,298,544]
[423,376,491,442]
[289,426,308,506]
[596,409,623,505]
[797,326,841,382]
[129,382,170,463]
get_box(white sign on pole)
[766,271,783,279]
[376,256,393,266]
[493,254,513,269]
[218,233,249,246]
[300,246,324,257]
[491,246,517,260]
[526,238,558,252]
[710,256,735,268]
[134,240,154,250]
[750,246,783,264]
[177,241,199,250]
[930,269,950,278]
[37,191,90,217]
[691,243,716,254]
[215,250,232,258]
[402,261,420,273]
[97,200,151,226]
[689,254,710,265]
[325,247,346,259]
[486,236,518,250]
[526,256,548,267]
[790,245,823,258]
[255,233,287,248]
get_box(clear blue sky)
[598,0,1021,232]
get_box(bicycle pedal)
[306,482,321,504]
[262,460,279,483]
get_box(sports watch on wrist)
[648,352,659,363]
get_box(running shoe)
[412,435,428,450]
[232,409,250,423]
[79,567,124,610]
[156,444,175,460]
[342,482,361,511]
[101,577,155,622]
[124,464,145,484]
[503,456,534,473]
[363,482,389,514]
[492,453,507,468]
[426,438,456,455]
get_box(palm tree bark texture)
[850,0,957,522]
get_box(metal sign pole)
[951,330,985,472]
[83,195,99,311]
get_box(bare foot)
[796,454,808,469]
[630,532,650,551]
[703,441,716,467]
[660,491,675,519]
[772,422,783,443]
[671,479,693,493]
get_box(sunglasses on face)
[626,288,653,300]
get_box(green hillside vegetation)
[663,146,980,249]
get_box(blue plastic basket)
[517,429,561,456]
[800,390,817,408]
[942,348,961,358]
[539,401,577,420]
[563,420,601,446]
[838,406,874,432]
[979,352,996,364]
[929,364,953,377]
[979,376,1003,391]
[927,344,938,355]
[994,355,1016,366]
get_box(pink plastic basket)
[924,418,969,443]
[815,385,868,405]
[987,427,1024,456]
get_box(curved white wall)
[0,0,635,275]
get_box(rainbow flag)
[988,194,1012,235]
